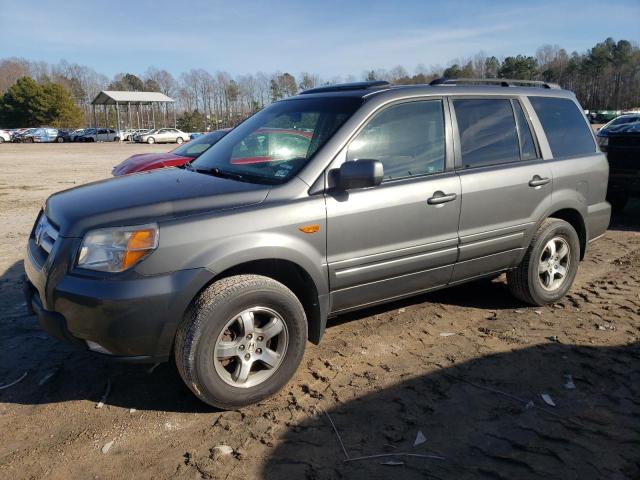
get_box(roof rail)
[300,80,390,95]
[429,78,561,89]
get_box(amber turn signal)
[298,224,320,234]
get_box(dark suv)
[24,79,610,408]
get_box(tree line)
[0,37,638,130]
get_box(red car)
[112,129,230,176]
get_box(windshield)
[191,97,362,184]
[603,115,640,131]
[172,129,229,158]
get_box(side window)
[453,98,520,169]
[346,100,445,181]
[513,100,539,161]
[529,96,596,158]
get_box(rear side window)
[529,97,596,158]
[453,98,520,168]
[513,100,538,161]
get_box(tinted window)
[454,99,520,168]
[346,100,445,181]
[529,97,596,158]
[513,100,538,161]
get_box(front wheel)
[147,137,155,144]
[175,274,307,409]
[507,218,580,306]
[56,136,64,143]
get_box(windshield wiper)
[193,167,248,182]
[185,165,279,185]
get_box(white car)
[81,128,121,142]
[117,129,137,141]
[0,129,10,143]
[135,128,190,144]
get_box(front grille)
[609,134,640,149]
[33,213,59,255]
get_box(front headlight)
[77,223,158,272]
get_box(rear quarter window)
[529,97,596,158]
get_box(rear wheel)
[0,137,4,144]
[507,218,579,306]
[175,274,307,409]
[176,137,184,144]
[56,136,64,143]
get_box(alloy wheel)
[213,306,288,388]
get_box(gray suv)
[24,79,611,408]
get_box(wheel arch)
[546,207,587,260]
[184,257,327,345]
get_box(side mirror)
[337,159,384,190]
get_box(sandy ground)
[0,143,638,479]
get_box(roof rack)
[429,78,561,89]
[300,80,390,95]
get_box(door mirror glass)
[337,159,383,190]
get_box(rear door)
[326,98,461,313]
[450,97,552,282]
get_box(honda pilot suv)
[24,79,611,408]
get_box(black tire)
[175,274,307,409]
[147,137,155,144]
[507,218,580,306]
[0,137,4,144]
[176,137,184,144]
[56,136,64,143]
[607,192,628,213]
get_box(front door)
[450,97,552,281]
[326,99,461,313]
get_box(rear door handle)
[427,191,457,205]
[529,175,550,187]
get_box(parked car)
[117,129,137,141]
[24,79,610,409]
[595,113,640,150]
[131,129,151,142]
[54,129,72,143]
[134,128,190,144]
[21,128,59,143]
[0,129,10,143]
[12,128,37,142]
[603,121,640,212]
[80,128,120,142]
[112,128,230,176]
[68,129,87,142]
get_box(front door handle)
[427,191,457,205]
[529,175,551,187]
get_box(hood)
[113,152,189,175]
[46,167,270,237]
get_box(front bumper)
[24,233,213,362]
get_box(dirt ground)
[0,143,638,480]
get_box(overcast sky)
[0,0,638,78]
